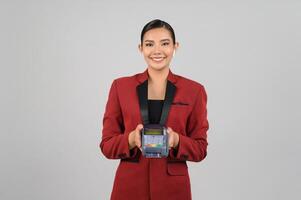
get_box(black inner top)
[147,99,164,124]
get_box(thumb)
[167,127,173,134]
[135,124,143,148]
[136,124,144,131]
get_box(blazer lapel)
[136,68,177,126]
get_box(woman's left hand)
[167,127,179,149]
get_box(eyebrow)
[144,39,171,43]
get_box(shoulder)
[111,71,207,93]
[111,73,140,89]
[114,73,138,82]
[175,73,206,92]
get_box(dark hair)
[140,19,176,45]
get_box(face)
[139,28,179,71]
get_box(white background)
[1,0,300,199]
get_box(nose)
[153,44,162,54]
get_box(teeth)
[152,57,164,61]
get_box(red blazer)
[100,68,209,200]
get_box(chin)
[148,61,170,71]
[148,65,168,71]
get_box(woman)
[100,19,209,200]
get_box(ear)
[138,44,143,53]
[174,42,179,52]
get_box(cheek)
[142,51,151,58]
[142,53,149,60]
[144,55,151,62]
[165,49,174,57]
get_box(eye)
[145,43,153,47]
[162,42,170,46]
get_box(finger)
[167,130,171,137]
[135,136,141,147]
[135,134,141,148]
[136,128,141,139]
[134,124,143,149]
[167,128,173,137]
[135,125,143,136]
[168,134,173,148]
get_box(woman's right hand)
[128,124,143,150]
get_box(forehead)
[143,28,172,41]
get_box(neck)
[147,67,169,84]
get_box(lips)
[150,57,166,62]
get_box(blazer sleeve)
[168,85,209,162]
[100,80,138,160]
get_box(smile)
[151,57,165,62]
